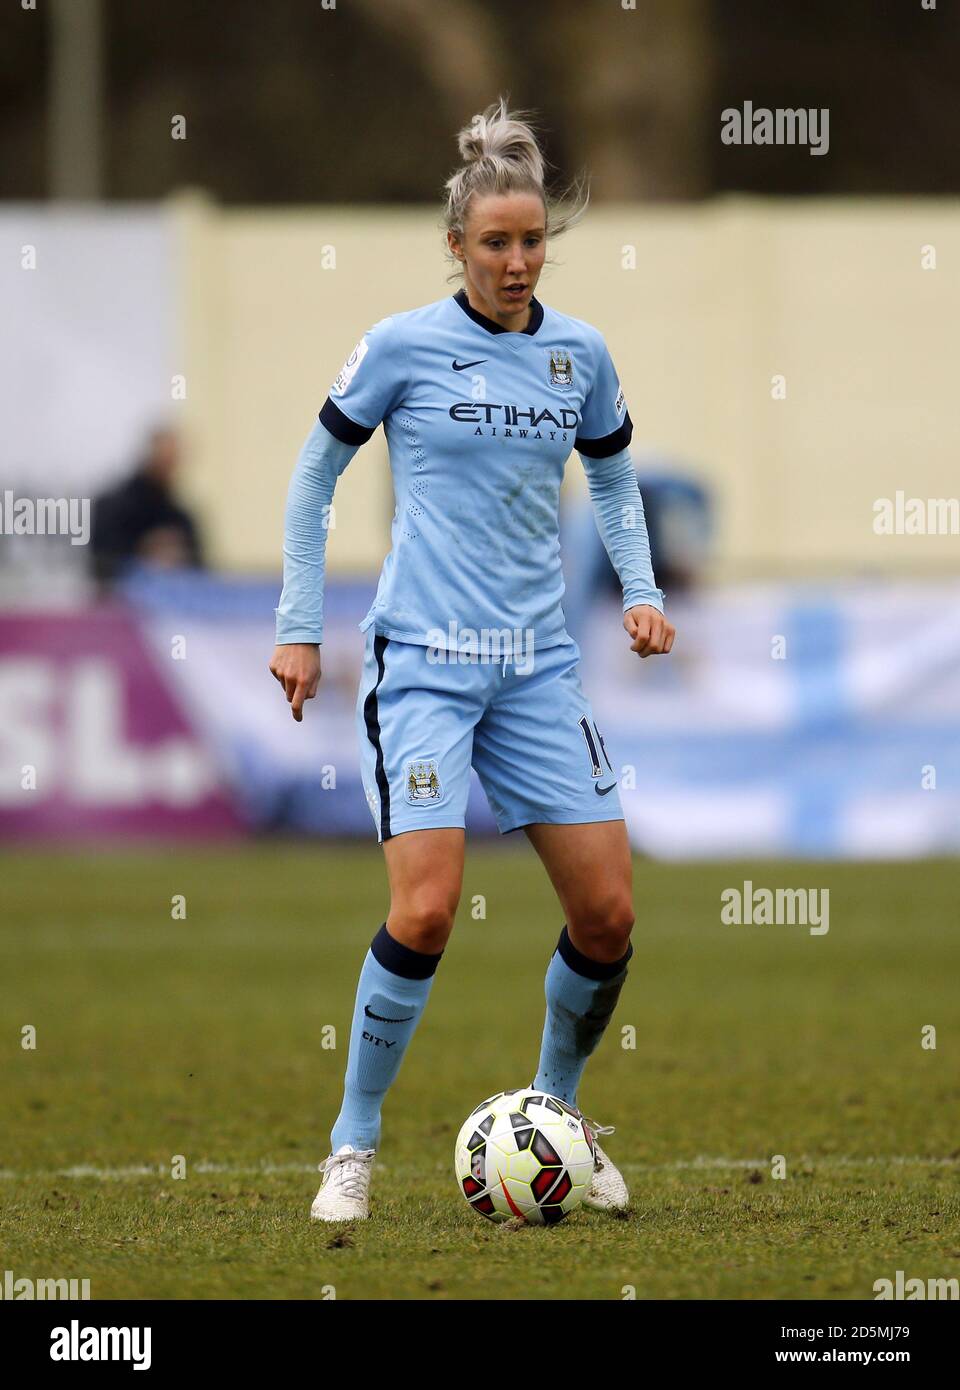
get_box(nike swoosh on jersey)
[364,1004,415,1023]
[595,782,617,796]
[452,358,488,371]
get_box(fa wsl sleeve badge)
[332,337,368,396]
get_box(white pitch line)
[0,1162,317,1181]
[628,1155,960,1172]
[0,1155,957,1183]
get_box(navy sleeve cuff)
[575,410,633,459]
[319,396,376,446]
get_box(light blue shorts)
[356,629,625,842]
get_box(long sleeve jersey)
[275,288,664,650]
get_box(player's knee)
[568,895,635,958]
[389,898,458,953]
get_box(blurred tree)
[711,0,960,195]
[541,0,713,200]
[0,0,956,203]
[351,0,503,136]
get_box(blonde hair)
[442,97,589,278]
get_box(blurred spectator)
[91,428,204,587]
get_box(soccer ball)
[454,1088,595,1224]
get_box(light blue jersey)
[275,289,663,652]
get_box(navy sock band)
[555,923,632,981]
[370,923,444,980]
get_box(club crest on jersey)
[404,759,442,804]
[547,348,574,391]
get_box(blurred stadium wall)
[178,195,960,579]
[8,195,958,580]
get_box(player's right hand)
[269,643,321,722]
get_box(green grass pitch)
[1,845,958,1300]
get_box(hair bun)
[442,96,589,265]
[455,97,546,185]
[457,112,489,165]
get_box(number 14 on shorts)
[578,717,615,786]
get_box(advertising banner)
[0,607,243,840]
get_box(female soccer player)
[269,99,674,1221]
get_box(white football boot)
[310,1144,376,1221]
[580,1116,630,1212]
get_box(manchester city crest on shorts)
[404,759,442,804]
[547,348,574,391]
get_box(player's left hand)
[624,604,675,657]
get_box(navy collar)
[453,287,544,337]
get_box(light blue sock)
[330,924,441,1152]
[532,925,632,1108]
